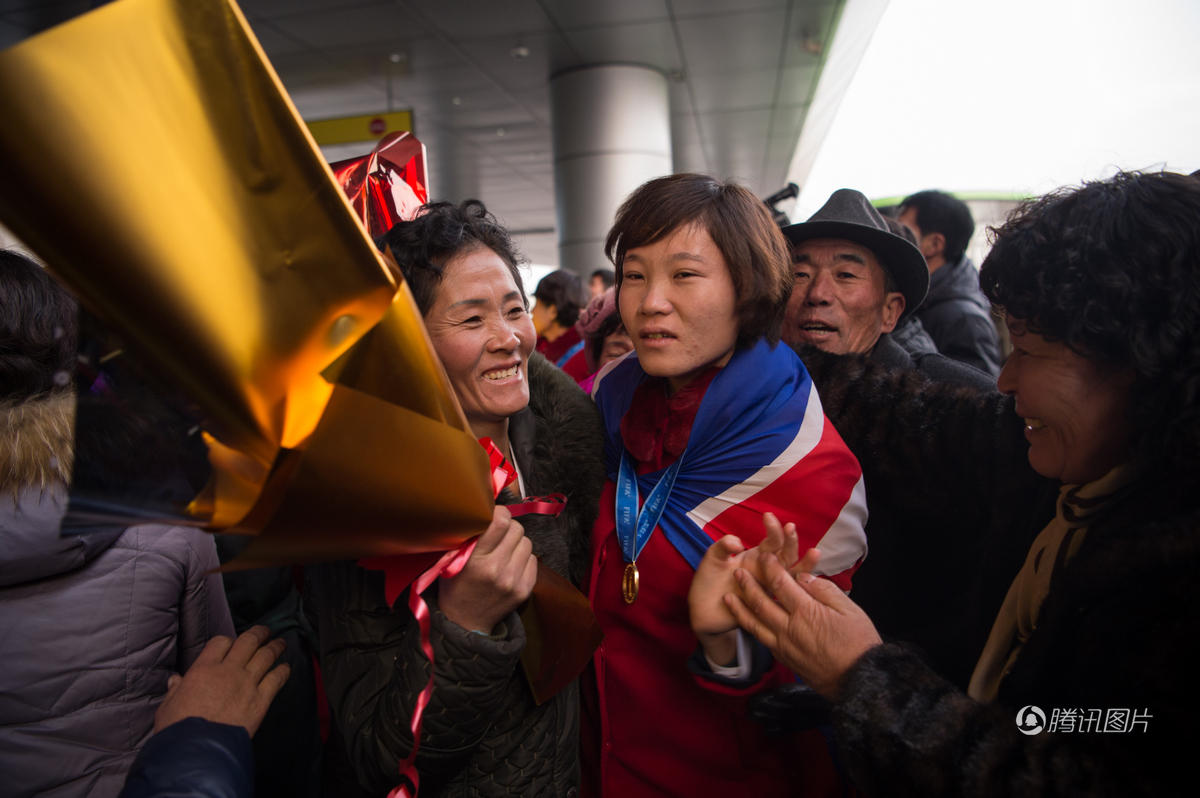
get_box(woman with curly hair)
[715,170,1200,796]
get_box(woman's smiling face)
[423,246,535,433]
[998,319,1135,484]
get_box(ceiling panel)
[675,8,789,76]
[289,84,390,119]
[238,0,358,15]
[559,20,681,71]
[672,0,788,16]
[542,0,670,30]
[407,0,555,39]
[242,21,311,56]
[0,17,23,47]
[0,0,89,34]
[454,32,562,93]
[783,0,840,66]
[689,67,780,113]
[259,2,429,49]
[766,101,811,143]
[775,63,822,106]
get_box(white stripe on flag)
[811,474,869,585]
[686,381,825,529]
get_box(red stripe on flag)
[703,419,863,562]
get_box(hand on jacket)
[688,513,811,666]
[726,553,881,697]
[439,505,537,634]
[153,625,290,737]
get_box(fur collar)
[1,393,74,494]
[513,353,606,586]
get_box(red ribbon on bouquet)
[480,436,569,518]
[360,437,569,797]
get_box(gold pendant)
[621,562,639,604]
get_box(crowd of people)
[2,167,1198,798]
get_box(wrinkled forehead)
[437,247,523,300]
[792,237,884,271]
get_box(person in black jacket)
[724,170,1200,796]
[898,190,1003,376]
[305,200,605,797]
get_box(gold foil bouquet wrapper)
[0,0,494,567]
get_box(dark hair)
[980,170,1200,479]
[378,200,526,316]
[879,216,918,294]
[1,250,77,402]
[604,173,792,348]
[590,268,615,289]
[534,269,586,327]
[899,190,975,263]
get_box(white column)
[550,64,672,275]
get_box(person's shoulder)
[528,352,597,423]
[114,524,216,560]
[912,351,996,392]
[931,256,989,305]
[869,335,915,370]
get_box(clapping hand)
[688,513,817,666]
[725,553,881,697]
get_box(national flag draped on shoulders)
[592,339,868,590]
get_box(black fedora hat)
[782,188,929,319]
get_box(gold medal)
[621,562,639,604]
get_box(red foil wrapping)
[331,131,429,237]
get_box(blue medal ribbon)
[616,448,686,565]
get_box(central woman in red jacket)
[581,173,869,797]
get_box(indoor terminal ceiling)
[1,0,845,265]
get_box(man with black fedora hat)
[781,188,992,388]
[761,189,1001,696]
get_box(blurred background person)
[306,200,604,797]
[589,267,615,299]
[881,214,940,359]
[560,286,634,390]
[898,190,1003,376]
[0,250,233,798]
[532,268,587,368]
